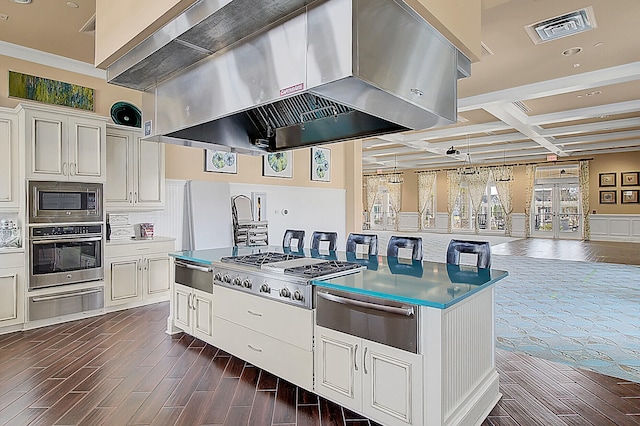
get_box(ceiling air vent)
[525,7,597,44]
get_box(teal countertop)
[169,246,508,309]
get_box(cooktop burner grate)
[220,252,303,266]
[284,260,364,279]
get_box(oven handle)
[31,236,103,244]
[31,288,103,302]
[317,291,415,317]
[175,260,212,273]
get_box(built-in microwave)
[28,181,103,224]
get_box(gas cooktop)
[220,252,302,266]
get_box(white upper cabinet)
[105,124,164,210]
[0,109,20,209]
[19,105,106,183]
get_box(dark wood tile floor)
[1,302,638,426]
[491,238,640,265]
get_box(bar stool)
[346,233,378,256]
[386,236,423,261]
[446,239,492,269]
[282,229,305,251]
[311,231,338,251]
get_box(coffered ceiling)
[1,0,639,173]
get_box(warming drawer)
[29,287,104,321]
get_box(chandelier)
[459,135,477,176]
[388,155,404,184]
[494,149,513,182]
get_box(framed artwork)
[621,190,639,204]
[599,190,616,204]
[599,173,616,187]
[8,70,94,111]
[204,149,237,173]
[311,147,331,182]
[263,152,293,178]
[621,171,639,186]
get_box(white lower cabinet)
[173,283,214,343]
[105,239,174,308]
[315,325,423,426]
[0,253,25,329]
[212,285,314,390]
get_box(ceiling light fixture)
[0,14,8,20]
[11,0,31,4]
[562,47,582,56]
[495,149,513,182]
[459,135,477,176]
[388,155,403,184]
[66,1,79,8]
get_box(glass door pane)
[533,184,554,235]
[558,185,581,237]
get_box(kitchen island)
[169,247,508,426]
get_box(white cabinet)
[173,283,214,343]
[315,326,423,426]
[0,109,20,209]
[212,285,314,390]
[105,125,165,210]
[105,238,174,308]
[20,105,106,182]
[0,252,25,329]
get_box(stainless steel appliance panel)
[175,259,214,294]
[29,224,104,289]
[315,288,419,353]
[28,181,103,224]
[28,287,104,321]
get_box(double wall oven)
[27,181,105,321]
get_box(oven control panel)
[31,224,103,237]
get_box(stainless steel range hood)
[107,0,470,154]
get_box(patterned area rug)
[491,255,640,383]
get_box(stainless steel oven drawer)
[315,288,419,353]
[174,260,213,294]
[29,287,104,321]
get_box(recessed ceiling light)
[573,63,580,68]
[562,47,583,56]
[11,0,31,4]
[66,1,79,7]
[586,90,602,96]
[594,42,604,47]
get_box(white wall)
[230,183,347,249]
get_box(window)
[452,184,472,230]
[371,187,396,230]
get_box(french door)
[531,183,581,239]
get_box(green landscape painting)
[8,71,94,111]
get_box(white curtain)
[447,170,462,233]
[387,178,403,230]
[523,165,535,237]
[492,166,514,236]
[579,160,590,240]
[363,175,381,228]
[417,171,437,230]
[465,167,490,234]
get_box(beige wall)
[0,55,142,116]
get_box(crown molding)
[0,41,105,80]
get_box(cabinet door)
[362,340,423,426]
[192,288,213,341]
[0,268,23,327]
[315,326,361,410]
[0,112,19,207]
[135,137,164,207]
[105,129,134,208]
[69,117,105,181]
[173,283,192,332]
[107,258,140,305]
[26,110,66,179]
[144,254,170,297]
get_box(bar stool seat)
[346,233,378,256]
[311,231,338,251]
[446,239,492,269]
[386,236,423,261]
[282,229,305,251]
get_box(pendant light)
[459,135,477,176]
[496,149,513,182]
[388,155,403,184]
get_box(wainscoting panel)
[398,212,419,231]
[589,214,640,242]
[511,213,526,238]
